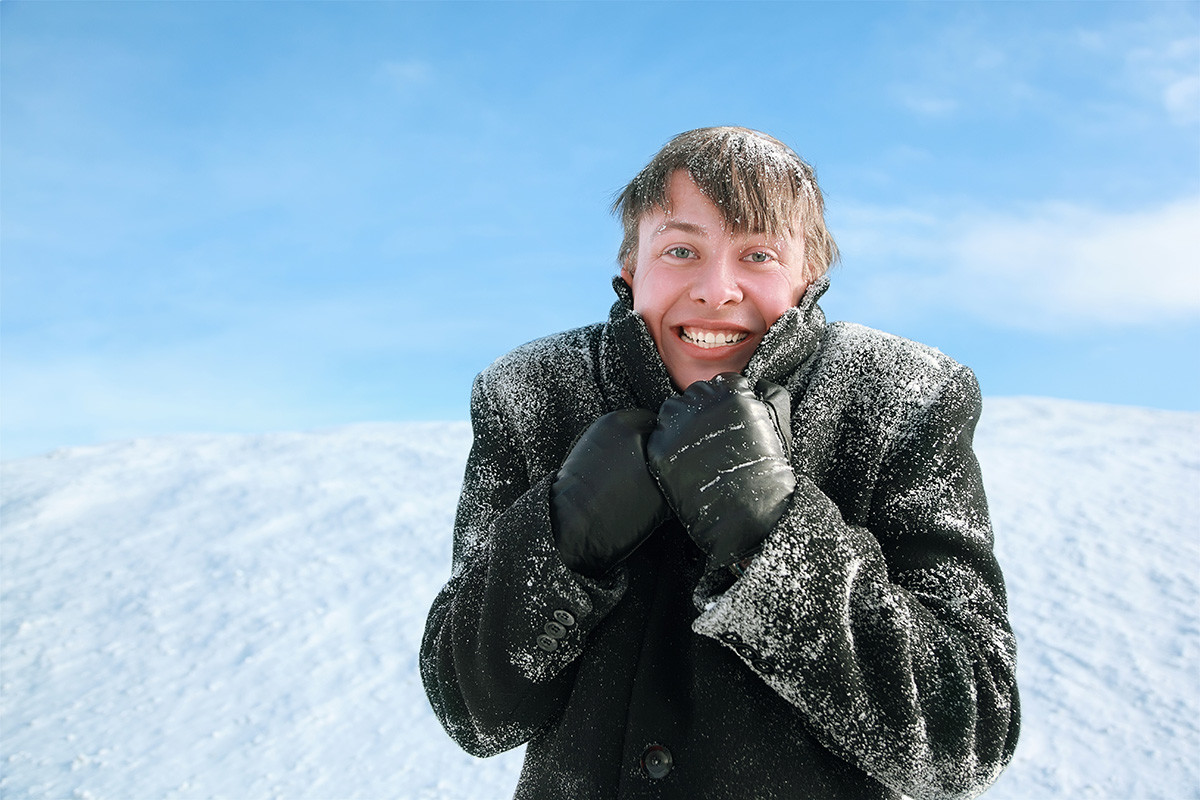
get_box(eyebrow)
[652,220,708,238]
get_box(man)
[421,127,1019,799]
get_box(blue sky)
[3,1,1198,458]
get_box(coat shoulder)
[472,324,609,473]
[477,324,605,409]
[815,322,975,404]
[796,323,981,458]
[823,321,965,376]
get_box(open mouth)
[678,327,749,349]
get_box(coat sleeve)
[419,372,627,757]
[692,365,1019,800]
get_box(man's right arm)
[419,373,628,757]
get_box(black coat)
[420,278,1019,800]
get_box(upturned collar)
[601,275,829,411]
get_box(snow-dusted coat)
[420,277,1019,800]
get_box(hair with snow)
[613,126,839,282]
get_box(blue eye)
[665,246,696,259]
[746,251,772,263]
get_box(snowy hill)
[2,399,1197,799]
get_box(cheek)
[748,276,803,324]
[631,271,679,325]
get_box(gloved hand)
[551,409,672,578]
[647,373,795,571]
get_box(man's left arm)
[689,367,1019,800]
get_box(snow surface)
[2,399,1197,799]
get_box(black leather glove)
[551,409,672,578]
[647,373,795,571]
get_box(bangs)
[614,127,837,278]
[679,132,812,240]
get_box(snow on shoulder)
[1,401,1197,799]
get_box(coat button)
[544,621,567,639]
[553,610,576,627]
[640,744,672,779]
[536,634,558,652]
[754,656,776,675]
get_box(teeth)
[680,328,748,349]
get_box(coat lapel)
[601,275,829,410]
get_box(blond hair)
[613,127,839,281]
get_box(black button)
[536,634,558,652]
[641,744,672,779]
[719,631,743,645]
[754,657,776,675]
[553,609,576,627]
[544,621,567,639]
[728,642,757,663]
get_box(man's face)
[621,172,810,390]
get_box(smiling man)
[421,127,1019,799]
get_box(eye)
[744,251,774,264]
[664,246,697,259]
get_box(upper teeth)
[681,328,748,348]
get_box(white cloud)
[379,59,432,91]
[836,197,1200,331]
[888,12,1199,127]
[1163,72,1200,125]
[893,86,959,118]
[1128,34,1200,125]
[885,18,1051,121]
[948,198,1200,327]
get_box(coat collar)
[601,275,829,410]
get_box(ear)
[799,236,812,287]
[620,262,634,289]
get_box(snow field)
[977,400,1199,799]
[2,399,1197,798]
[3,424,521,799]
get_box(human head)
[620,171,811,389]
[612,126,839,283]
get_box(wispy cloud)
[378,59,433,92]
[1077,18,1200,126]
[1164,74,1200,125]
[893,88,958,119]
[836,197,1200,331]
[885,16,1048,120]
[948,198,1200,326]
[889,9,1199,127]
[1130,35,1200,125]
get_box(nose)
[689,255,742,307]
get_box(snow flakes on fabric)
[692,353,1018,799]
[423,277,1018,798]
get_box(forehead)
[638,174,802,245]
